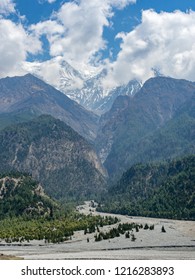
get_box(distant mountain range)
[27,60,141,114]
[63,70,141,114]
[0,73,194,179]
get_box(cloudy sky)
[0,0,195,88]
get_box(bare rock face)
[0,115,107,200]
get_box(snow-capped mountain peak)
[23,59,142,115]
[59,61,84,91]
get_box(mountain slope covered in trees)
[96,77,195,178]
[98,155,195,220]
[0,115,107,200]
[0,173,56,219]
[114,94,195,170]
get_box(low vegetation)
[0,213,118,244]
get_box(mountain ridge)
[25,60,142,115]
[0,73,98,142]
[95,76,195,177]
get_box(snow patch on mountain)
[23,59,142,115]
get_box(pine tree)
[161,226,166,233]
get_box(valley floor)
[0,201,195,260]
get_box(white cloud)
[0,19,42,78]
[38,0,56,4]
[2,1,194,92]
[22,56,85,90]
[107,0,136,9]
[22,57,67,88]
[24,0,136,89]
[50,0,111,65]
[30,20,64,38]
[31,0,135,71]
[0,0,15,15]
[104,9,195,87]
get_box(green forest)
[98,155,195,220]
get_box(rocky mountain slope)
[129,94,195,164]
[95,77,195,177]
[0,115,107,200]
[0,74,98,142]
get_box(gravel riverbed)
[1,201,195,259]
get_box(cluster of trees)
[0,213,119,244]
[94,222,156,242]
[0,172,119,244]
[84,216,119,235]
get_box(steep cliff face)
[0,74,99,142]
[0,115,107,200]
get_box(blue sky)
[0,0,195,88]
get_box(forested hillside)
[98,155,195,220]
[0,115,107,200]
[0,173,56,218]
